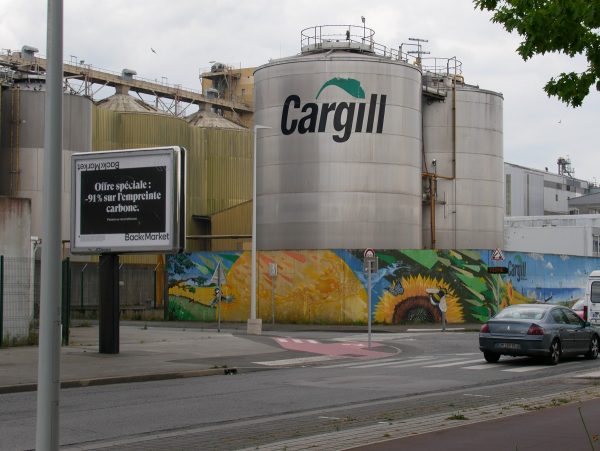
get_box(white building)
[504,161,590,216]
[503,160,600,257]
[504,215,600,257]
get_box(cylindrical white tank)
[254,41,423,250]
[422,75,504,249]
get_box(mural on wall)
[167,250,600,324]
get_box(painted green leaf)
[316,78,366,99]
[401,249,439,270]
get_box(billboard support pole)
[99,253,119,354]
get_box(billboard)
[71,147,185,254]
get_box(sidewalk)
[0,323,281,393]
[0,321,478,394]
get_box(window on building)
[555,194,558,201]
[593,234,600,256]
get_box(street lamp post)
[248,124,271,335]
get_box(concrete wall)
[0,196,33,341]
[0,196,31,257]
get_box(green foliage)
[168,296,216,321]
[474,0,600,106]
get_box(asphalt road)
[1,329,599,450]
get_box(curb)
[0,367,238,394]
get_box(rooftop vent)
[121,68,137,80]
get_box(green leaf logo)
[315,78,366,99]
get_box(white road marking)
[463,364,495,370]
[275,338,288,343]
[502,365,548,373]
[252,355,339,366]
[351,356,437,369]
[423,358,484,368]
[463,393,491,398]
[291,338,304,343]
[307,339,318,344]
[320,356,430,369]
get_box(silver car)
[479,304,600,365]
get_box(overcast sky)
[2,0,598,183]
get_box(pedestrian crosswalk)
[257,336,562,373]
[252,352,561,373]
[314,354,552,373]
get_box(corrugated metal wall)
[92,107,253,251]
[210,200,252,251]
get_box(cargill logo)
[281,77,387,143]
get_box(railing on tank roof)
[300,25,407,60]
[420,56,463,77]
[299,26,463,78]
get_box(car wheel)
[483,351,500,363]
[548,339,561,365]
[586,335,599,360]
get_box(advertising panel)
[71,147,185,254]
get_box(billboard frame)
[70,146,186,254]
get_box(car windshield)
[572,299,585,310]
[495,306,546,320]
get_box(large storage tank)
[422,71,504,249]
[0,80,92,240]
[254,25,423,250]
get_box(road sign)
[269,262,278,277]
[491,248,505,261]
[363,257,378,274]
[208,262,227,285]
[364,248,375,259]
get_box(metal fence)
[68,261,158,312]
[1,255,160,345]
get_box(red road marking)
[272,337,392,358]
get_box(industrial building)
[253,25,503,250]
[1,26,599,335]
[1,26,508,256]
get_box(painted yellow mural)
[222,250,367,323]
[167,249,600,324]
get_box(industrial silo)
[0,79,92,240]
[421,67,504,249]
[253,25,423,250]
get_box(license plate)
[495,343,520,350]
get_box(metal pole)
[251,128,258,321]
[271,276,275,325]
[99,254,119,354]
[80,263,87,308]
[249,125,270,333]
[367,264,372,348]
[217,263,221,333]
[36,0,63,448]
